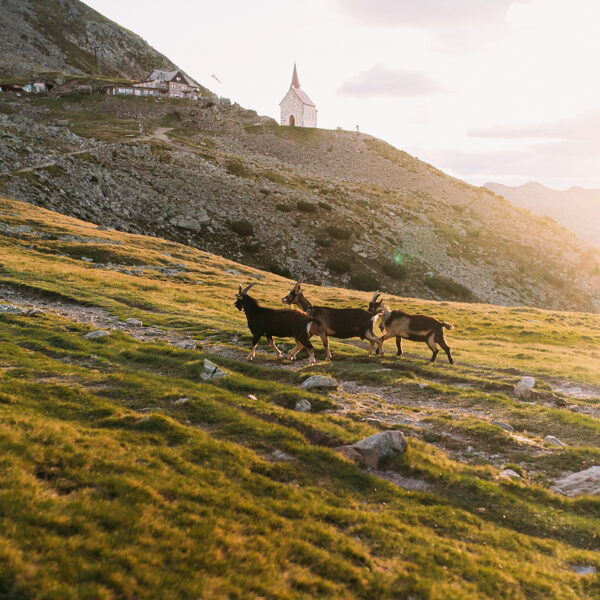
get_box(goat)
[368,292,454,364]
[234,283,316,363]
[282,282,383,360]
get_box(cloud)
[338,65,444,98]
[422,137,600,188]
[338,0,517,28]
[469,107,600,140]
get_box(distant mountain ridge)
[485,181,600,249]
[0,0,178,80]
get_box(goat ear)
[242,283,256,295]
[294,281,302,290]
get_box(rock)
[418,382,427,389]
[201,358,228,381]
[514,376,535,399]
[550,466,600,497]
[81,256,94,262]
[247,394,257,401]
[0,304,24,314]
[499,468,522,481]
[569,565,597,575]
[125,318,143,327]
[225,268,240,275]
[272,449,295,462]
[294,399,311,412]
[491,421,514,432]
[85,330,109,339]
[169,213,209,230]
[174,339,197,350]
[301,375,338,390]
[544,435,566,447]
[250,273,265,280]
[362,417,384,427]
[172,397,189,405]
[339,430,408,469]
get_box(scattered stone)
[418,382,427,389]
[294,399,311,412]
[85,330,109,339]
[172,397,189,405]
[499,469,522,481]
[272,449,295,462]
[544,435,566,447]
[81,256,94,262]
[514,376,535,399]
[201,359,228,381]
[510,433,539,446]
[550,466,600,497]
[174,339,197,350]
[369,470,433,492]
[194,280,204,285]
[569,565,597,575]
[301,375,338,390]
[225,269,240,275]
[362,417,384,427]
[125,318,143,327]
[247,394,257,401]
[338,430,408,469]
[491,421,514,432]
[0,304,24,314]
[250,273,265,280]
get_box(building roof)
[280,63,316,107]
[146,69,199,89]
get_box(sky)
[85,0,600,190]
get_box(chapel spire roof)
[291,63,300,88]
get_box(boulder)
[550,466,600,497]
[294,399,311,412]
[339,431,408,469]
[514,376,535,399]
[491,421,514,432]
[544,435,566,447]
[499,468,522,481]
[85,330,109,339]
[125,318,143,327]
[201,359,228,381]
[301,375,338,390]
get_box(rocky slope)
[0,0,177,80]
[0,92,599,312]
[485,181,600,250]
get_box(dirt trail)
[0,127,174,177]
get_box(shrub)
[318,201,332,211]
[242,240,260,253]
[350,273,379,291]
[315,235,331,247]
[276,203,292,212]
[383,262,408,281]
[326,259,351,274]
[424,275,476,301]
[229,219,254,237]
[225,159,251,178]
[296,200,317,213]
[266,263,291,278]
[325,225,351,240]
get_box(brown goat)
[368,293,454,364]
[282,282,383,360]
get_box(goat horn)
[238,284,242,295]
[371,291,381,302]
[242,283,256,295]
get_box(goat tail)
[441,322,454,330]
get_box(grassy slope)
[0,196,599,599]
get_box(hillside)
[0,0,177,80]
[485,182,600,250]
[1,196,599,598]
[0,92,599,313]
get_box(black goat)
[234,283,316,363]
[282,282,383,360]
[368,292,454,364]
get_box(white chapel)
[279,63,317,128]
